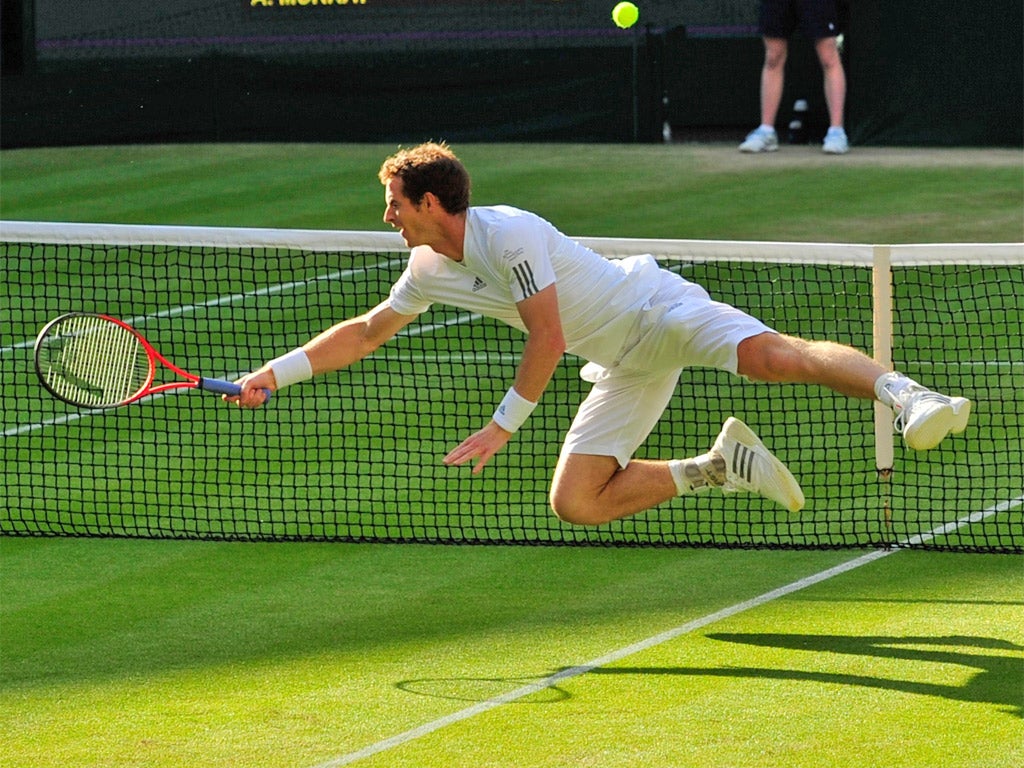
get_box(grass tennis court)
[2,143,1022,767]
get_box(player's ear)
[421,191,442,213]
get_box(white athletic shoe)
[822,127,850,154]
[739,126,779,153]
[711,417,805,512]
[893,388,972,450]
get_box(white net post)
[872,244,895,535]
[872,244,895,470]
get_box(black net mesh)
[2,230,1021,551]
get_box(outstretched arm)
[443,283,566,473]
[228,301,417,408]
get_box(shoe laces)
[893,389,947,432]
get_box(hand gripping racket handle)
[199,377,272,404]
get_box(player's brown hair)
[378,141,471,214]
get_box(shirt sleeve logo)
[511,261,540,298]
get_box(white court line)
[0,258,408,357]
[2,252,482,438]
[2,312,482,439]
[309,494,1024,768]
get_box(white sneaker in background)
[823,127,850,154]
[739,126,780,153]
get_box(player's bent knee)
[549,454,622,525]
[549,493,586,525]
[549,489,605,526]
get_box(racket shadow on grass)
[396,676,572,704]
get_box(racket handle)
[199,377,272,404]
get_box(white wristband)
[492,387,537,433]
[268,348,313,389]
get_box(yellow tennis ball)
[612,2,639,29]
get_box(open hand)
[443,421,513,474]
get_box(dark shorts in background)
[759,0,849,40]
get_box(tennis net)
[2,221,1021,552]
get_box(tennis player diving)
[228,142,970,524]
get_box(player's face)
[383,177,429,247]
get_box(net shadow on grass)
[585,632,1024,718]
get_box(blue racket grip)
[200,377,272,404]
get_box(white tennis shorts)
[560,268,775,468]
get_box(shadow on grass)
[397,633,1023,719]
[395,676,572,704]
[591,633,1024,719]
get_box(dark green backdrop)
[2,0,1021,147]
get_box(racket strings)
[39,316,150,407]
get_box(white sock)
[874,372,921,409]
[668,452,727,496]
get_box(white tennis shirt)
[387,205,662,367]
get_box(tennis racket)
[34,312,270,409]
